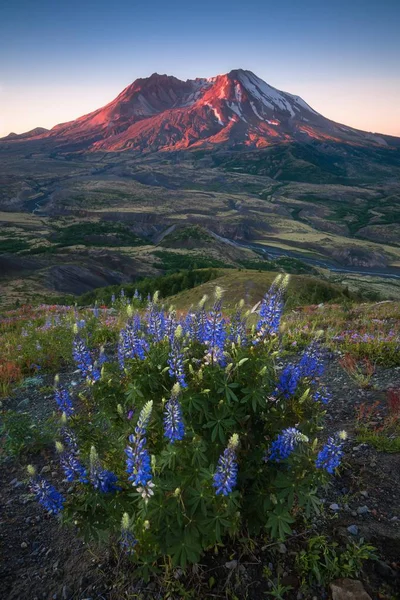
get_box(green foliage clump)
[295,535,376,589]
[52,221,148,248]
[0,238,30,254]
[0,410,54,457]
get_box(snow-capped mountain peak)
[5,69,389,152]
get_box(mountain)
[3,127,49,140]
[3,69,393,153]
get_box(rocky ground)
[1,357,399,600]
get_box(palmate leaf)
[298,487,321,517]
[241,385,266,412]
[169,526,202,568]
[203,416,236,444]
[266,506,295,540]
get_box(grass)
[167,269,356,310]
[356,430,400,453]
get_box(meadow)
[1,273,399,599]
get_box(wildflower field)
[0,276,399,600]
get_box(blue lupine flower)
[61,427,78,453]
[313,386,331,405]
[168,328,187,387]
[276,364,301,398]
[125,401,153,494]
[118,318,148,370]
[54,386,74,416]
[204,289,226,366]
[255,276,287,341]
[111,293,116,303]
[165,311,177,344]
[185,296,208,343]
[133,289,140,299]
[72,337,93,379]
[229,303,247,346]
[28,468,64,515]
[120,513,137,554]
[315,431,347,474]
[93,305,99,318]
[59,448,88,483]
[164,384,185,443]
[267,427,309,462]
[298,341,325,379]
[121,289,125,298]
[90,447,120,493]
[98,346,107,365]
[213,434,239,496]
[146,302,166,342]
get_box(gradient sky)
[1,0,399,137]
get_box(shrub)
[30,277,346,577]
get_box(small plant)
[355,391,400,453]
[339,354,375,388]
[295,535,376,589]
[265,577,293,599]
[0,410,53,457]
[0,360,22,396]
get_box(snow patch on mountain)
[250,101,264,120]
[205,103,224,126]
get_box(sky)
[1,0,399,137]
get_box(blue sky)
[1,0,399,136]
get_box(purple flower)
[213,434,239,496]
[255,277,286,341]
[267,427,308,462]
[29,474,64,515]
[54,386,74,416]
[125,401,153,496]
[168,330,187,387]
[90,447,120,493]
[120,513,137,554]
[204,291,226,366]
[164,385,185,443]
[276,364,301,398]
[315,431,347,474]
[298,341,325,379]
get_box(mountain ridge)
[2,69,396,153]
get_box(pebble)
[330,503,340,512]
[21,542,28,549]
[360,490,369,498]
[347,525,359,535]
[278,543,287,554]
[357,505,369,515]
[41,466,51,474]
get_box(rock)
[351,511,357,517]
[21,542,28,549]
[360,490,368,498]
[330,503,340,512]
[278,543,287,554]
[375,560,397,580]
[357,505,369,515]
[330,578,372,600]
[347,525,359,536]
[41,465,51,474]
[225,559,238,569]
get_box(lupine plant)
[30,278,346,574]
